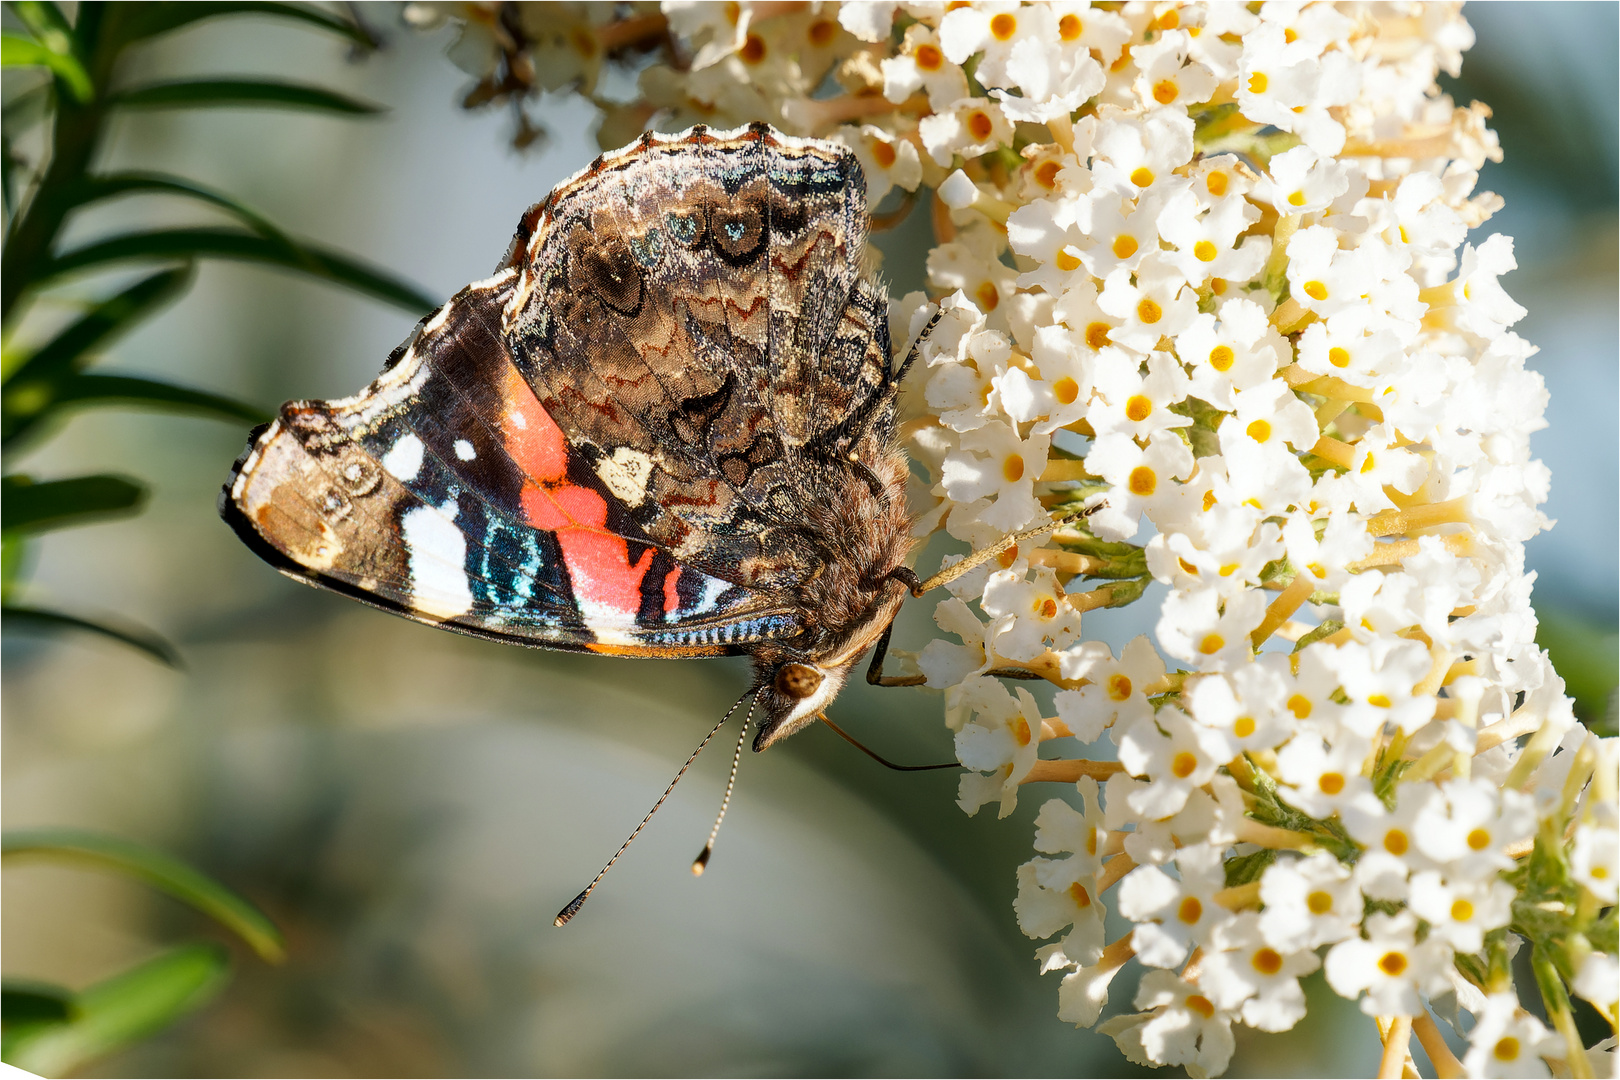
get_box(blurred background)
[1,3,1613,1076]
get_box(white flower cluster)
[415,3,1616,1076]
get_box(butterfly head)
[752,659,850,751]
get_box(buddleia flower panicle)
[415,3,1617,1075]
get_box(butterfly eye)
[774,663,824,700]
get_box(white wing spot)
[402,500,472,620]
[593,447,654,507]
[454,439,476,461]
[382,433,425,482]
[508,408,528,430]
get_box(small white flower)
[1407,871,1514,954]
[1275,727,1377,820]
[940,420,1050,532]
[1572,824,1619,903]
[881,23,970,111]
[1116,705,1230,820]
[1323,910,1453,1017]
[1155,586,1266,671]
[918,96,1013,165]
[1461,993,1562,1080]
[1097,969,1236,1076]
[1118,843,1231,968]
[1259,851,1362,952]
[1200,912,1321,1032]
[1082,430,1195,542]
[1055,635,1164,742]
[1343,784,1443,901]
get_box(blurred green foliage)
[1,1,438,1070]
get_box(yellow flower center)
[1306,890,1333,915]
[1035,160,1061,189]
[1287,694,1312,719]
[1252,948,1284,975]
[871,139,897,169]
[1194,240,1218,262]
[990,12,1017,39]
[1248,71,1269,94]
[1113,234,1138,259]
[1086,322,1112,350]
[808,18,838,46]
[1053,376,1080,405]
[975,281,1000,311]
[1384,829,1409,856]
[1178,896,1203,923]
[1233,716,1255,738]
[915,43,944,71]
[1208,344,1234,371]
[1318,772,1345,795]
[1153,79,1179,104]
[1494,1037,1521,1062]
[1186,994,1216,1019]
[1055,248,1081,272]
[1137,297,1163,324]
[1328,346,1351,368]
[1171,751,1198,779]
[1125,395,1153,422]
[1108,674,1133,701]
[1303,280,1329,301]
[740,33,767,63]
[1128,466,1157,496]
[1206,171,1229,197]
[1130,166,1155,188]
[1378,951,1408,977]
[1003,453,1025,482]
[1059,14,1083,41]
[1069,881,1092,907]
[1288,190,1307,207]
[1247,419,1272,443]
[967,110,995,141]
[1450,899,1474,922]
[1199,633,1225,655]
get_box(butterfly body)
[223,123,913,749]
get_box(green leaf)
[67,173,299,252]
[1,604,181,667]
[2,830,284,962]
[112,78,383,115]
[2,473,146,534]
[2,980,76,1029]
[0,31,92,103]
[42,228,437,312]
[2,265,192,387]
[107,1,375,48]
[1,944,230,1076]
[5,374,268,448]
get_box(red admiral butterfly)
[222,123,953,918]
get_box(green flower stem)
[1531,946,1592,1079]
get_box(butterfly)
[222,123,932,761]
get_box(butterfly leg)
[864,620,926,687]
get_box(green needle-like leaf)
[111,78,383,115]
[2,265,192,386]
[0,31,92,103]
[2,980,76,1029]
[1,473,146,534]
[108,1,375,48]
[4,374,268,448]
[41,228,437,312]
[0,945,231,1076]
[67,173,299,251]
[2,830,284,962]
[0,604,181,667]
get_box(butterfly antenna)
[554,689,752,927]
[692,692,758,875]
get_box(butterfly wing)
[224,124,903,660]
[223,270,800,656]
